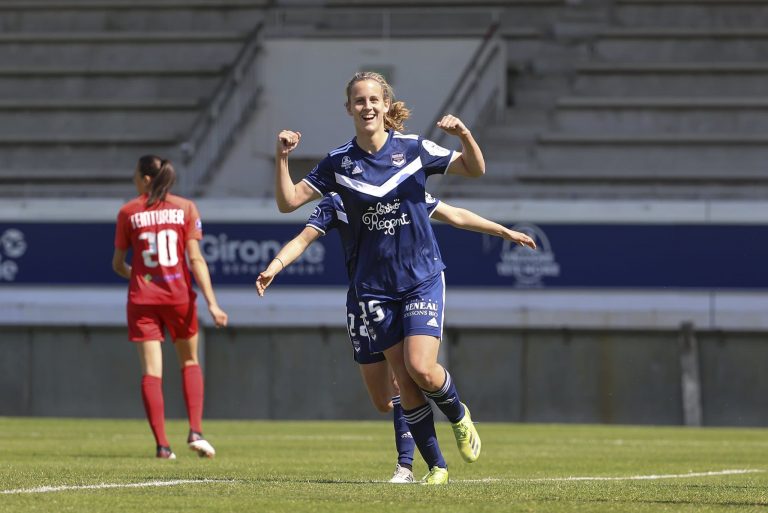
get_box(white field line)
[1,479,233,495]
[3,469,762,493]
[455,468,765,483]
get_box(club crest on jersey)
[391,152,405,167]
[341,156,354,171]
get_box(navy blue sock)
[402,402,446,470]
[423,369,465,423]
[392,396,415,468]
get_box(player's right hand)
[276,130,301,156]
[506,230,537,249]
[209,304,228,327]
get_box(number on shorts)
[358,300,385,327]
[138,230,179,268]
[347,313,369,339]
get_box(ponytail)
[386,100,410,132]
[137,154,176,207]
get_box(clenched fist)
[276,130,302,157]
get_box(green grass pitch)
[1,417,767,512]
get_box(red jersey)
[115,193,203,305]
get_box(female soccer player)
[273,71,492,484]
[112,155,228,459]
[256,192,534,483]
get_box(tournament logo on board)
[496,223,560,287]
[0,228,26,281]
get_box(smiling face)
[346,79,390,137]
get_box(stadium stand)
[0,0,267,197]
[2,0,767,200]
[429,0,768,199]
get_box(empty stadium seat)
[0,0,266,197]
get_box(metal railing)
[179,21,264,197]
[426,22,506,147]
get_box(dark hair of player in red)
[137,155,176,207]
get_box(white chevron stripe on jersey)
[335,210,348,224]
[334,157,423,198]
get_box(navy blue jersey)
[306,191,440,281]
[303,130,455,295]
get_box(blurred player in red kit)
[112,155,228,459]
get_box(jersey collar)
[352,129,393,159]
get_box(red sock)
[141,375,169,447]
[182,364,204,434]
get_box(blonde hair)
[345,71,410,132]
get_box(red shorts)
[127,302,198,342]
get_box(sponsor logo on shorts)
[403,298,440,319]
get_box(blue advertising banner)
[0,222,764,289]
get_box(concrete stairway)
[448,0,768,199]
[0,0,266,198]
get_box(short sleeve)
[302,156,336,196]
[114,209,131,250]
[425,192,440,217]
[306,196,338,235]
[419,138,457,177]
[186,200,203,241]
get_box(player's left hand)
[255,270,275,297]
[436,114,469,137]
[209,304,228,327]
[506,230,536,249]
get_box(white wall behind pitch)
[209,37,479,197]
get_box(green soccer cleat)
[451,403,481,463]
[421,466,449,485]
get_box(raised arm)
[431,202,536,249]
[275,130,321,212]
[256,226,322,296]
[436,115,485,178]
[187,239,228,327]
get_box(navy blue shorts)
[346,288,386,365]
[357,271,445,354]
